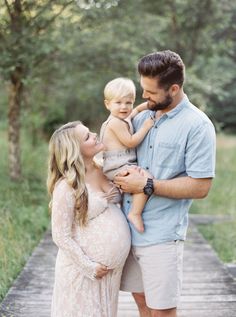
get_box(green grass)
[198,222,236,263]
[0,126,49,301]
[190,134,236,263]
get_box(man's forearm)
[114,170,212,200]
[153,177,212,199]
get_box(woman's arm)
[51,180,98,280]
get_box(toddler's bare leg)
[127,193,148,233]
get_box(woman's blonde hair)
[104,77,136,101]
[47,121,88,226]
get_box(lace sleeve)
[51,180,98,280]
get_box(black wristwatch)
[143,178,154,196]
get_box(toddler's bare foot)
[128,213,144,233]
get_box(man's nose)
[142,90,149,99]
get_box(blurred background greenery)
[0,0,235,301]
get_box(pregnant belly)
[76,205,131,269]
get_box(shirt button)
[155,126,157,129]
[150,145,152,149]
[146,167,149,170]
[127,200,130,204]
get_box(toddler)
[100,77,154,232]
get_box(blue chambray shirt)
[122,95,216,246]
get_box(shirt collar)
[165,94,189,119]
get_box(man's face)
[140,76,173,111]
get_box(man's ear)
[104,99,110,110]
[170,84,180,97]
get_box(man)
[114,50,216,317]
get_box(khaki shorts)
[120,241,184,310]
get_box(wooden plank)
[177,310,236,317]
[0,222,236,316]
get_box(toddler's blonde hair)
[104,77,136,101]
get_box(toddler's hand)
[143,117,154,130]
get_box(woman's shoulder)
[54,178,75,195]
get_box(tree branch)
[32,48,58,69]
[38,1,74,31]
[4,0,12,18]
[30,0,55,24]
[27,1,74,34]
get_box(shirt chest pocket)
[154,142,181,169]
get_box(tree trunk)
[8,70,23,181]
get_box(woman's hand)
[95,263,110,279]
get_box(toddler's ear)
[104,99,110,110]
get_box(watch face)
[144,186,153,196]
[143,178,154,196]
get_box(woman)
[47,121,131,317]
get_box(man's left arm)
[114,170,212,199]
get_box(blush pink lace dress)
[51,179,131,317]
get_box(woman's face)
[75,124,104,158]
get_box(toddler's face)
[105,96,134,120]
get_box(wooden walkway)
[1,221,236,317]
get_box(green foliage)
[0,1,70,79]
[191,134,236,263]
[0,127,49,300]
[209,80,236,132]
[1,0,235,138]
[17,0,235,137]
[0,85,8,121]
[190,134,236,216]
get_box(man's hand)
[114,167,153,194]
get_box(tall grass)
[190,134,236,263]
[0,125,49,301]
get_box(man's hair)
[138,50,185,90]
[104,77,136,101]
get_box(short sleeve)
[185,122,216,178]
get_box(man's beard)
[147,94,173,111]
